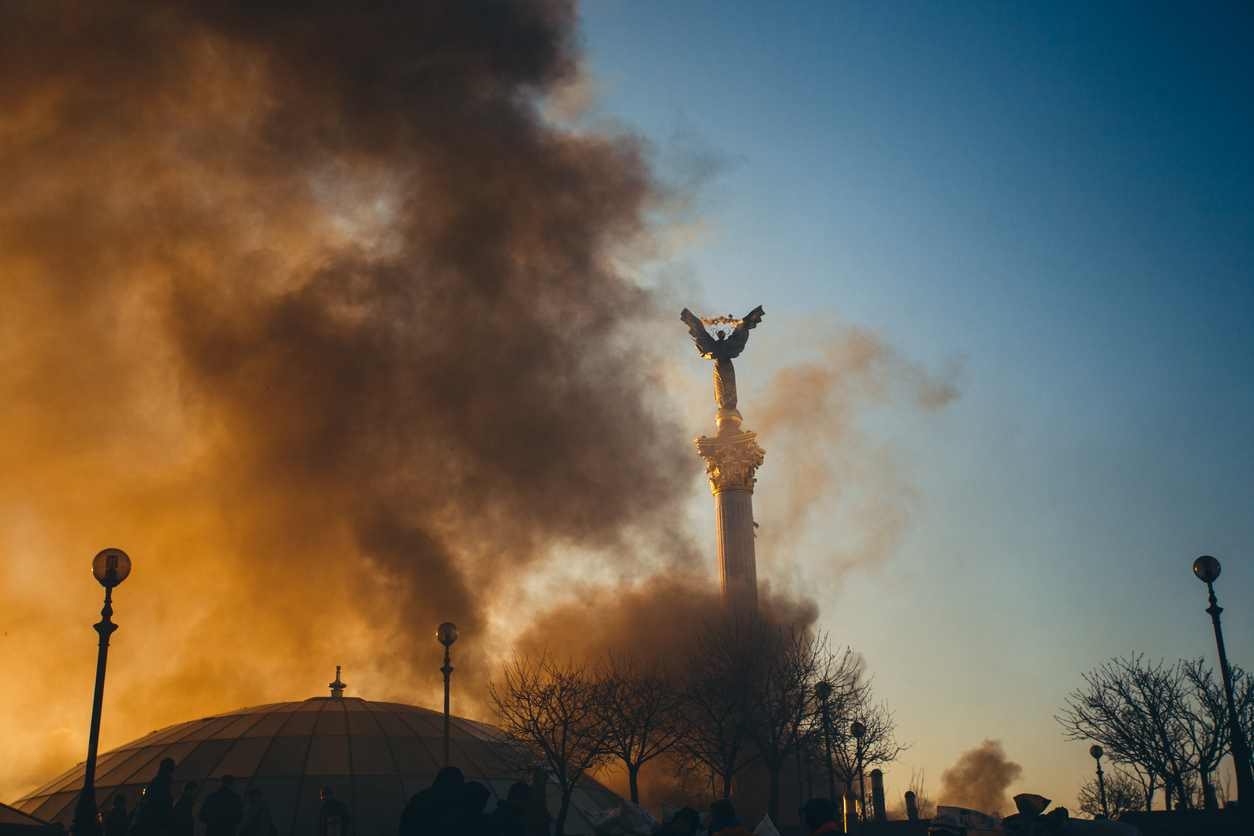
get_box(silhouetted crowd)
[97,760,559,836]
[98,758,907,836]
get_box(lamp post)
[437,622,458,769]
[851,720,866,822]
[1192,556,1254,806]
[1090,745,1109,819]
[70,549,132,836]
[814,681,837,805]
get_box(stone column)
[696,417,765,615]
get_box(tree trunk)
[556,787,572,836]
[767,761,781,823]
[1200,768,1217,811]
[628,764,640,804]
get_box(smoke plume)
[938,739,1023,817]
[745,316,959,589]
[0,0,700,799]
[0,0,957,806]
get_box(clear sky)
[578,0,1254,812]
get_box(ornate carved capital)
[695,431,766,495]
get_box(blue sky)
[578,0,1254,811]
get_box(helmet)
[927,813,966,836]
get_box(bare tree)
[1076,767,1144,819]
[1058,655,1254,812]
[1057,656,1194,810]
[669,616,768,802]
[745,627,853,821]
[1182,659,1229,811]
[1182,658,1254,811]
[827,679,905,817]
[487,650,610,836]
[594,653,679,803]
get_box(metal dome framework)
[14,697,617,836]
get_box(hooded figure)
[397,767,464,836]
[432,781,500,836]
[708,800,751,836]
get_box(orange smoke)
[0,0,694,800]
[0,0,958,808]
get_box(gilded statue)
[680,305,764,414]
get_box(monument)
[681,305,766,615]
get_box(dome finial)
[329,666,347,699]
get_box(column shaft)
[715,490,758,614]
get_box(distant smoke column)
[696,410,765,614]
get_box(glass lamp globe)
[814,681,832,700]
[1193,555,1221,584]
[1090,744,1103,760]
[437,622,458,646]
[851,720,866,739]
[92,548,131,588]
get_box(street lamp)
[1192,555,1254,806]
[814,681,837,806]
[851,720,866,822]
[437,621,458,769]
[70,549,132,836]
[1090,745,1108,819]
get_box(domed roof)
[14,691,618,836]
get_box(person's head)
[432,767,465,791]
[927,813,966,836]
[799,799,835,831]
[246,789,265,804]
[709,800,736,824]
[462,781,492,813]
[181,782,198,797]
[505,782,531,811]
[113,796,126,808]
[159,758,176,774]
[672,808,701,836]
[220,776,235,789]
[320,788,334,803]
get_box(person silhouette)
[172,783,198,836]
[102,796,128,836]
[319,788,351,836]
[198,776,243,836]
[398,767,463,836]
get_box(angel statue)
[680,305,765,413]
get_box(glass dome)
[13,696,617,835]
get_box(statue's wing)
[725,305,765,357]
[680,308,718,356]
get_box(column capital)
[695,431,766,495]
